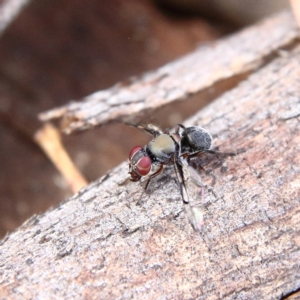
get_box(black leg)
[205,149,237,156]
[144,164,164,190]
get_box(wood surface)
[39,10,299,134]
[1,10,300,300]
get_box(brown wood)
[34,123,88,193]
[39,10,300,134]
[1,23,300,298]
[0,0,222,239]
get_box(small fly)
[128,123,235,231]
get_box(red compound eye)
[129,146,142,160]
[136,156,151,176]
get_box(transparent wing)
[174,156,204,232]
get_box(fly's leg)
[205,149,237,156]
[144,163,163,190]
[135,164,163,206]
[123,122,163,137]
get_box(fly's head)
[128,146,152,181]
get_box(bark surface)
[1,10,300,300]
[39,10,299,134]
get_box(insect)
[128,123,234,231]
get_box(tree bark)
[1,10,300,300]
[39,10,299,134]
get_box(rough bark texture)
[39,10,299,134]
[1,30,300,299]
[0,0,224,238]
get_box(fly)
[128,123,235,231]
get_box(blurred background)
[0,0,289,238]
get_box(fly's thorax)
[147,134,176,162]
